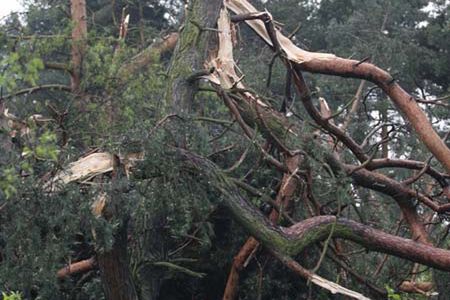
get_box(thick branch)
[181,149,450,271]
[57,258,96,279]
[368,158,449,188]
[205,6,434,243]
[225,0,450,174]
[118,32,179,78]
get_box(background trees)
[0,0,449,299]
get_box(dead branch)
[224,0,450,174]
[272,250,371,300]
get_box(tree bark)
[118,32,179,78]
[97,221,138,300]
[165,0,223,115]
[70,0,87,93]
[180,149,450,271]
[206,8,432,245]
[223,155,300,300]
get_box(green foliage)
[2,291,22,300]
[386,285,402,300]
[0,167,19,199]
[0,0,448,299]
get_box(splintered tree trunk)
[70,0,87,93]
[165,0,223,114]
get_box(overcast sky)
[0,0,23,20]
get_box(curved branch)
[291,64,368,162]
[203,8,437,243]
[368,158,449,188]
[297,58,450,173]
[181,149,450,271]
[225,0,450,174]
[347,165,450,214]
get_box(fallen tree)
[3,0,449,299]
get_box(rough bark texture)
[180,149,450,271]
[223,155,300,300]
[165,0,223,114]
[206,5,432,246]
[97,222,137,300]
[70,0,87,92]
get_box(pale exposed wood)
[206,9,268,109]
[224,0,450,174]
[44,151,145,193]
[225,0,335,63]
[273,251,371,300]
[44,152,113,192]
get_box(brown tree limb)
[367,158,449,189]
[57,258,96,279]
[205,7,434,244]
[399,281,433,294]
[224,0,450,174]
[44,62,72,74]
[326,251,387,298]
[223,154,301,300]
[181,149,450,271]
[271,250,371,300]
[70,0,87,92]
[95,156,138,300]
[117,32,179,78]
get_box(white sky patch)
[0,0,23,21]
[421,0,450,17]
